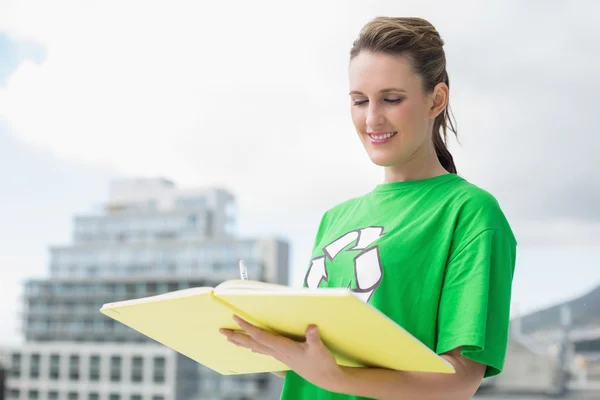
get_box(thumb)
[306,325,323,346]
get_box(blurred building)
[0,178,290,400]
[478,286,600,396]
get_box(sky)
[0,0,599,345]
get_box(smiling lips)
[367,131,397,144]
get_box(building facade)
[1,178,289,400]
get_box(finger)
[233,316,286,350]
[219,328,235,336]
[228,337,271,355]
[305,325,327,351]
[220,329,253,346]
[234,316,302,357]
[222,330,273,356]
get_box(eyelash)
[353,98,404,106]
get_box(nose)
[365,103,385,129]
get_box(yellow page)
[215,288,455,374]
[100,286,289,375]
[215,279,292,292]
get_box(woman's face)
[349,51,440,168]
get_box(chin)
[367,154,399,167]
[364,148,403,167]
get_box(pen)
[239,259,248,281]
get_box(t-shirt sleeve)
[436,227,517,378]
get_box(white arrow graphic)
[324,231,359,259]
[305,226,385,303]
[304,256,327,289]
[353,227,384,250]
[353,246,383,303]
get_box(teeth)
[370,132,396,140]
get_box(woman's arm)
[331,347,486,400]
[221,318,486,398]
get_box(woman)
[220,16,516,400]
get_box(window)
[109,395,120,400]
[89,355,100,381]
[68,392,78,400]
[10,353,21,378]
[48,392,59,400]
[125,283,136,297]
[152,356,165,383]
[105,319,115,331]
[130,396,142,400]
[147,282,157,294]
[88,394,99,400]
[176,197,206,209]
[151,396,164,400]
[27,390,39,400]
[8,389,19,399]
[167,282,178,292]
[110,356,122,382]
[29,353,40,379]
[86,266,98,277]
[69,355,80,380]
[50,354,60,380]
[135,282,146,296]
[205,212,213,236]
[104,283,113,294]
[83,319,94,330]
[131,356,143,383]
[93,318,104,330]
[156,282,168,293]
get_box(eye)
[353,99,368,106]
[384,97,404,104]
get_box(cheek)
[350,108,365,132]
[388,102,425,131]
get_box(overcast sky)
[0,0,599,344]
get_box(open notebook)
[99,279,454,375]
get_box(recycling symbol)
[304,226,384,303]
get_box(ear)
[428,82,448,120]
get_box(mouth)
[367,131,397,144]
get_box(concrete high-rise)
[1,178,289,400]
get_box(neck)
[383,145,448,183]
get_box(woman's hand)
[220,316,347,393]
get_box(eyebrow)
[349,88,407,95]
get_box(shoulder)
[443,176,517,250]
[447,176,501,210]
[447,176,513,233]
[319,195,365,225]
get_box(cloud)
[0,0,598,249]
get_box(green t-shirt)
[280,173,517,400]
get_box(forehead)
[349,51,421,92]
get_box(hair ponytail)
[432,73,457,174]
